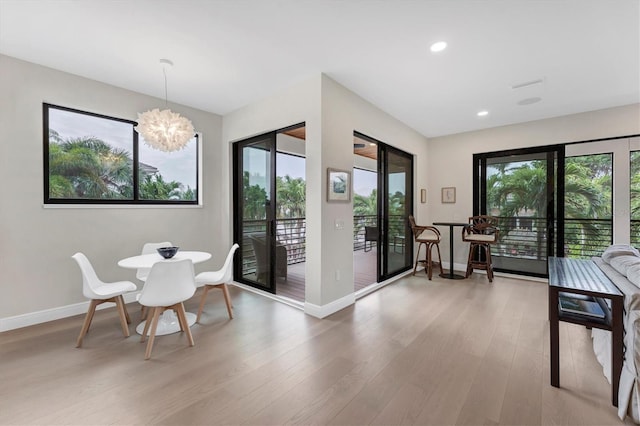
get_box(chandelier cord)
[163,66,168,107]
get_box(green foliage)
[243,171,268,220]
[486,154,614,258]
[48,130,193,201]
[487,156,612,220]
[49,135,132,199]
[242,173,307,220]
[276,175,305,218]
[139,174,194,201]
[353,189,377,216]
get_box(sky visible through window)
[354,168,377,196]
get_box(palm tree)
[352,189,378,243]
[353,189,377,217]
[487,156,612,258]
[139,174,183,200]
[48,134,133,199]
[276,175,305,219]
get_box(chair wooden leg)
[114,296,130,337]
[218,283,234,319]
[140,307,155,342]
[175,303,195,347]
[486,245,494,282]
[140,305,147,321]
[144,308,162,360]
[466,244,475,278]
[426,244,433,280]
[434,243,443,276]
[413,243,423,276]
[120,296,131,324]
[173,306,185,332]
[196,286,210,323]
[76,299,98,348]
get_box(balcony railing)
[241,215,618,276]
[564,218,613,258]
[491,216,613,260]
[241,214,410,274]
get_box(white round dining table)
[118,250,211,336]
[117,250,211,269]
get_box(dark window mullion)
[133,129,140,201]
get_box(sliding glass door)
[353,132,414,283]
[380,144,414,280]
[474,146,564,276]
[233,133,277,293]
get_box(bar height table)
[432,222,468,279]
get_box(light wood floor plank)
[0,273,627,425]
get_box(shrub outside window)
[44,103,199,205]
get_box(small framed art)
[441,187,456,203]
[327,168,351,202]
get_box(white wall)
[222,74,429,316]
[320,75,429,307]
[222,75,323,306]
[427,103,640,268]
[0,55,224,329]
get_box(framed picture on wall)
[441,187,456,203]
[327,168,351,202]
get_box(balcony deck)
[275,247,378,302]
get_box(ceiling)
[1,0,638,138]
[283,127,378,160]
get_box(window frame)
[43,103,200,206]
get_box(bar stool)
[409,215,442,280]
[462,215,499,282]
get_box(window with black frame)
[44,103,198,204]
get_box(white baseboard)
[230,281,304,310]
[2,262,530,333]
[0,292,141,333]
[355,268,413,299]
[305,292,356,319]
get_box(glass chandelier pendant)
[135,59,195,152]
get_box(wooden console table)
[548,256,624,406]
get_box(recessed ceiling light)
[369,143,376,146]
[477,110,489,117]
[430,41,447,53]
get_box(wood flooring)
[0,273,633,425]
[277,248,378,302]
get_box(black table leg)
[439,224,465,279]
[549,287,560,388]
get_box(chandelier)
[135,59,195,152]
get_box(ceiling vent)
[511,78,545,90]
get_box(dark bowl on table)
[157,246,179,259]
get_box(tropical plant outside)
[48,129,195,201]
[486,154,613,259]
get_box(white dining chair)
[136,241,172,320]
[136,241,173,282]
[71,252,137,348]
[195,243,239,323]
[138,258,196,360]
